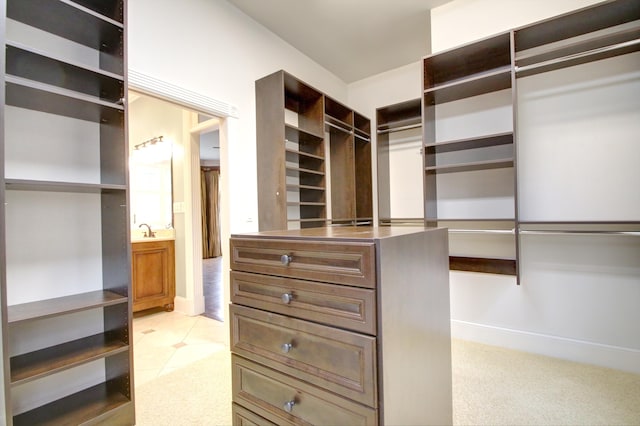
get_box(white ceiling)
[226,0,451,83]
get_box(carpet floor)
[134,339,640,425]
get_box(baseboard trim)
[451,319,640,374]
[173,296,206,316]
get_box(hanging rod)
[324,121,352,134]
[377,123,422,135]
[519,230,640,236]
[515,38,640,75]
[449,229,516,235]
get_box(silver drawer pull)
[283,400,295,413]
[281,343,293,353]
[281,293,293,304]
[280,254,292,266]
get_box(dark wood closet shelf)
[424,132,513,153]
[424,67,512,105]
[7,0,123,52]
[425,158,513,174]
[285,148,324,161]
[287,202,326,207]
[450,256,516,275]
[284,124,324,141]
[5,179,126,193]
[10,333,129,386]
[6,76,124,124]
[7,290,127,324]
[287,184,325,191]
[13,381,131,426]
[286,166,325,176]
[6,42,124,101]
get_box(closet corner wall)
[1,1,134,424]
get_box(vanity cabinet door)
[132,240,175,312]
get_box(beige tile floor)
[132,310,228,387]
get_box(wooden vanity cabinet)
[230,226,452,425]
[132,239,175,312]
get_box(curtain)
[201,168,221,258]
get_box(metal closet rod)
[325,121,352,134]
[134,135,163,150]
[448,229,515,234]
[377,123,422,134]
[519,230,640,236]
[515,38,640,74]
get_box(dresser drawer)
[231,304,377,407]
[232,403,277,426]
[230,238,376,288]
[231,271,376,335]
[232,355,377,426]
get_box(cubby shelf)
[13,381,131,426]
[10,332,129,386]
[425,158,514,174]
[7,290,127,324]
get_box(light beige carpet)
[135,348,232,425]
[135,340,640,425]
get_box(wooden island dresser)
[230,226,452,425]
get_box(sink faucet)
[139,223,155,238]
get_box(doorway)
[128,89,228,322]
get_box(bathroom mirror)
[129,90,175,231]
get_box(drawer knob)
[281,342,293,353]
[281,293,293,304]
[280,254,292,266]
[283,400,295,413]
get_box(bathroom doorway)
[128,89,229,321]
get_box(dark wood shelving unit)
[422,30,518,280]
[1,1,133,424]
[257,70,371,230]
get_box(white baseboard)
[173,296,206,316]
[451,319,640,374]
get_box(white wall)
[128,0,349,236]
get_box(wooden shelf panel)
[5,179,126,193]
[514,0,640,52]
[284,124,324,142]
[424,32,512,89]
[285,148,324,161]
[425,132,513,153]
[377,98,421,128]
[13,381,131,426]
[6,42,124,102]
[10,333,129,386]
[425,158,513,174]
[73,0,124,23]
[449,256,516,275]
[287,202,326,207]
[6,76,124,124]
[424,67,512,105]
[287,184,325,192]
[286,166,325,176]
[8,290,128,324]
[7,0,124,52]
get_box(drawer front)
[232,355,377,426]
[232,403,277,426]
[231,271,376,335]
[231,305,377,407]
[230,238,376,288]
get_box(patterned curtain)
[201,168,221,258]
